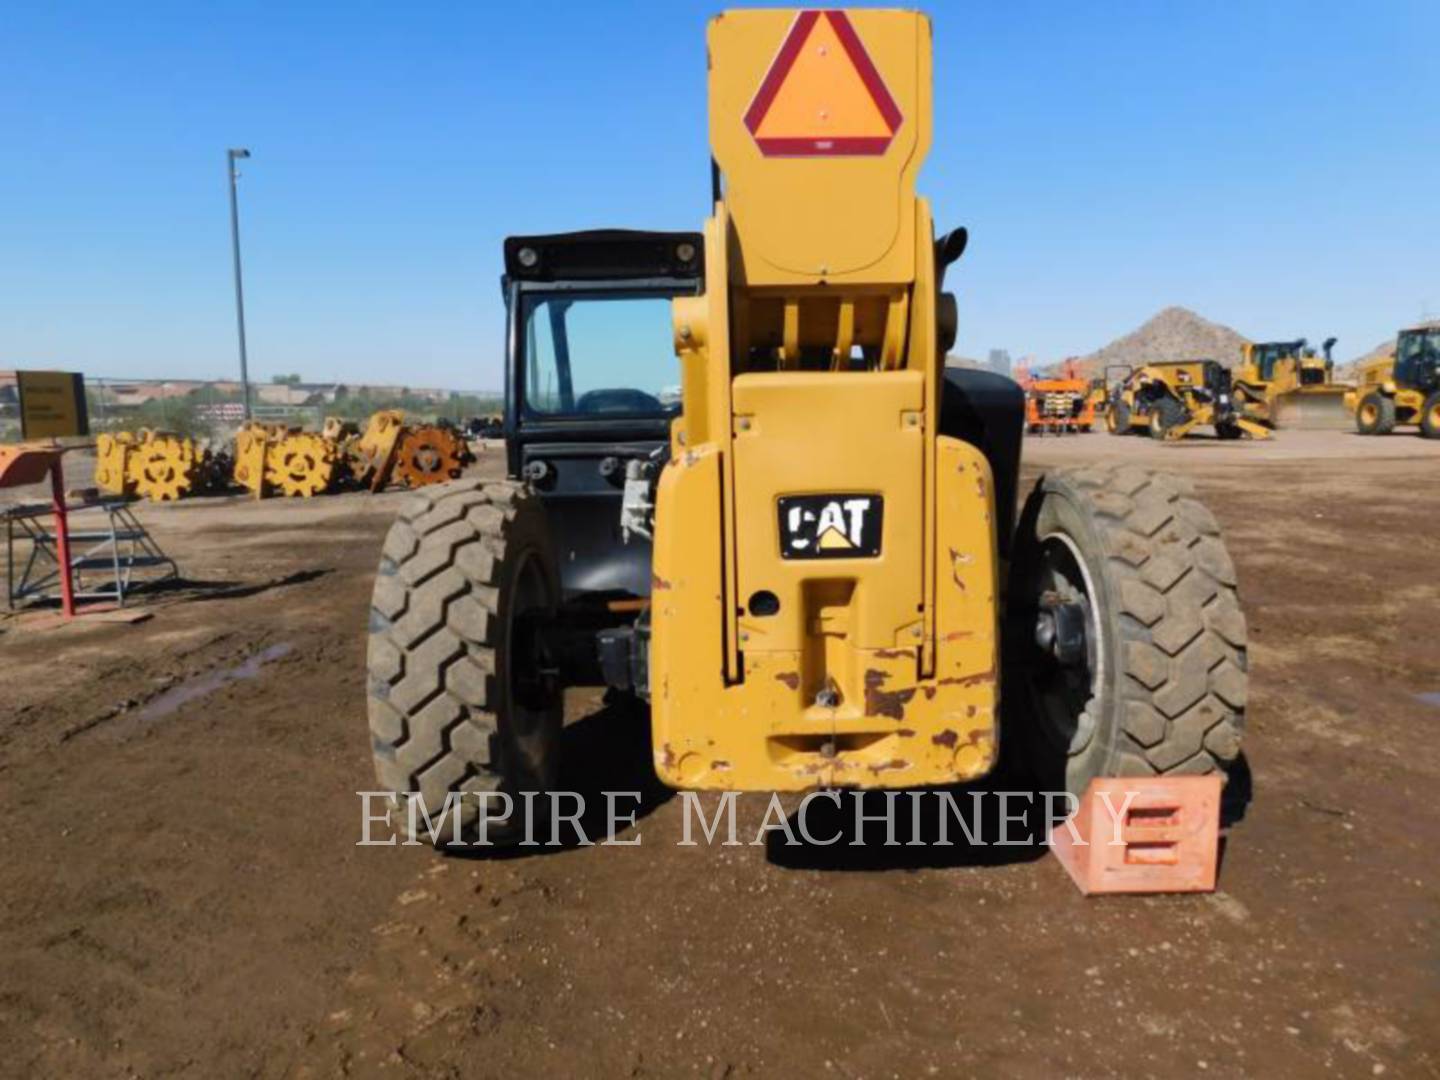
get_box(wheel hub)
[1035,590,1089,667]
[511,609,560,711]
[1026,535,1103,757]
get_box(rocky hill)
[1068,307,1250,379]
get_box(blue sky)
[2,1,1436,389]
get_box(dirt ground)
[2,429,1438,1078]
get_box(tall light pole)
[227,148,253,419]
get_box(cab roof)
[502,229,704,283]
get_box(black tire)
[1355,393,1396,436]
[1108,400,1131,435]
[1420,392,1440,439]
[1008,465,1247,801]
[1215,421,1243,441]
[1148,396,1185,441]
[367,479,562,847]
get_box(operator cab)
[1395,326,1440,392]
[1250,339,1305,382]
[1249,336,1336,386]
[501,230,704,602]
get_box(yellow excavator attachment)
[266,431,341,497]
[232,423,273,498]
[392,426,469,488]
[128,431,205,502]
[94,432,138,497]
[352,410,406,491]
[236,411,473,498]
[234,422,351,498]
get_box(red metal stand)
[49,455,75,618]
[0,444,75,619]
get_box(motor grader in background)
[1347,325,1440,438]
[1015,359,1095,434]
[366,8,1248,844]
[1232,336,1351,430]
[1106,359,1270,441]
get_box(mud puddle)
[58,641,297,744]
[137,643,295,721]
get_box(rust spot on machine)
[863,669,917,721]
[947,547,971,589]
[867,758,911,777]
[937,668,996,689]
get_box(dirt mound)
[1071,306,1250,379]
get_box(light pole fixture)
[227,148,253,419]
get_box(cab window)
[522,293,680,418]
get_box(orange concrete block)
[1049,775,1221,895]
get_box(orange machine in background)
[1016,359,1094,434]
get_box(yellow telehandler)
[1347,325,1440,437]
[364,8,1249,845]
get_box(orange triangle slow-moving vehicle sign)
[743,10,903,157]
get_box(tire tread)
[1046,465,1247,778]
[365,479,537,842]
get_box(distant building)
[97,381,206,408]
[194,402,248,423]
[987,349,1012,377]
[342,384,449,404]
[255,382,344,406]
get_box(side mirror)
[935,227,968,287]
[936,291,958,355]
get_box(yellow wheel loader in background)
[1346,325,1440,438]
[1232,337,1351,430]
[365,8,1249,845]
[1107,359,1271,440]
